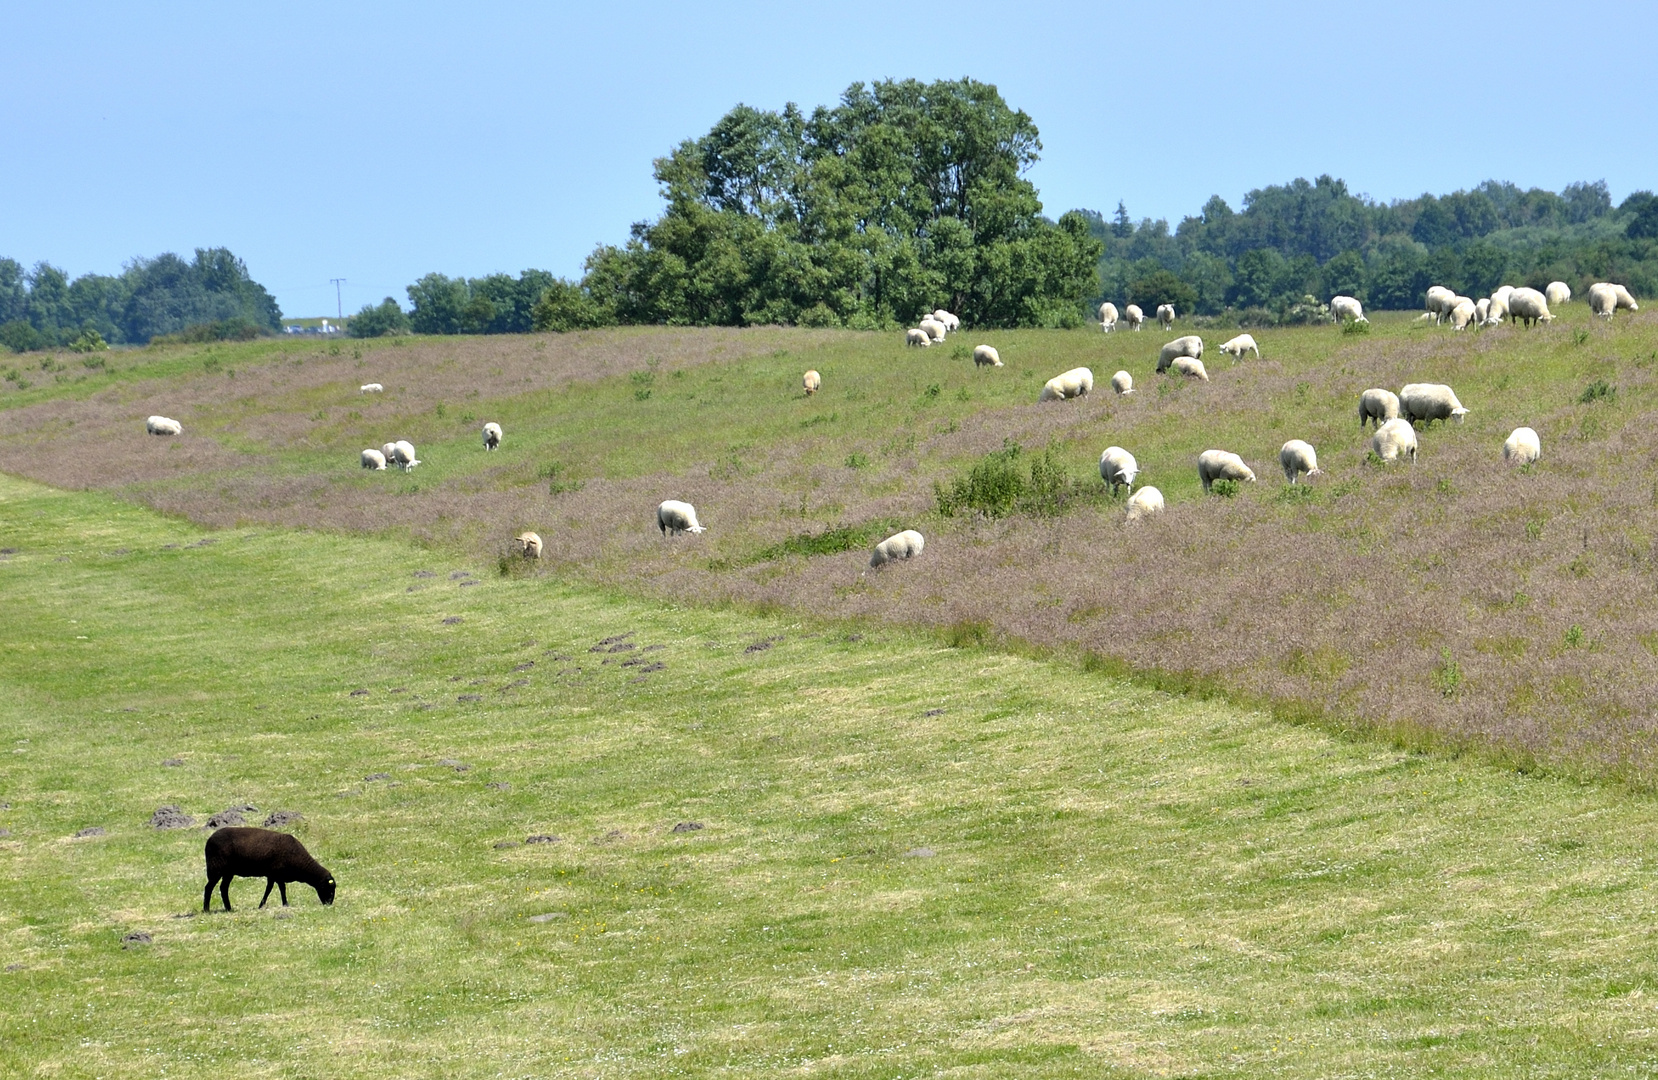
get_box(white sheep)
[1330,295,1368,324]
[380,441,399,463]
[1156,335,1203,374]
[1448,299,1479,331]
[1098,446,1138,494]
[146,415,182,436]
[1503,426,1540,465]
[1171,356,1209,381]
[1507,287,1553,327]
[933,310,960,332]
[1546,281,1572,308]
[360,448,387,471]
[1156,303,1176,330]
[869,529,924,568]
[919,317,947,342]
[1279,440,1322,484]
[513,531,543,559]
[1493,285,1517,305]
[1398,383,1469,426]
[972,345,1003,368]
[482,422,502,451]
[1039,367,1094,402]
[803,369,822,394]
[1371,418,1418,463]
[1125,486,1164,523]
[1098,302,1118,332]
[1475,298,1491,325]
[1484,293,1509,326]
[1358,388,1401,429]
[1426,285,1457,323]
[1588,282,1639,319]
[1197,450,1255,492]
[391,440,420,472]
[656,500,706,536]
[1217,334,1259,360]
[1124,304,1145,331]
[360,383,384,394]
[905,328,932,348]
[1110,370,1134,395]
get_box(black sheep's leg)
[203,876,217,913]
[278,881,289,906]
[259,879,277,908]
[220,875,234,912]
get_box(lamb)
[1098,302,1118,332]
[1448,299,1479,331]
[1503,427,1540,465]
[656,499,706,536]
[1171,356,1209,381]
[1110,370,1134,395]
[1589,282,1639,319]
[972,345,1002,368]
[1098,446,1138,494]
[905,328,932,347]
[1330,295,1368,324]
[360,383,384,394]
[482,422,502,451]
[1039,367,1094,402]
[1398,383,1469,427]
[513,531,543,558]
[1218,334,1259,360]
[1546,281,1572,308]
[1156,303,1176,330]
[1279,439,1322,484]
[203,826,335,912]
[1507,287,1553,328]
[146,416,182,436]
[391,440,420,471]
[1197,450,1255,492]
[1358,388,1401,428]
[1125,486,1165,523]
[919,317,947,342]
[869,529,924,568]
[803,369,822,394]
[1484,292,1509,326]
[932,310,960,332]
[1426,285,1457,323]
[1156,335,1203,374]
[360,448,387,471]
[1124,304,1145,331]
[1371,417,1418,463]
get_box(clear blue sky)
[5,1,1654,317]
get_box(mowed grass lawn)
[6,473,1658,1077]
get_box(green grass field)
[8,471,1658,1077]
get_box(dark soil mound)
[150,806,195,829]
[262,811,302,828]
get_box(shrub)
[1579,379,1616,404]
[68,329,109,353]
[1210,478,1239,498]
[149,318,262,345]
[748,520,902,565]
[348,298,409,338]
[1341,318,1371,336]
[935,440,1080,519]
[0,320,45,353]
[531,280,615,333]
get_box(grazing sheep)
[513,531,543,559]
[1448,299,1479,331]
[656,500,706,536]
[1039,367,1094,402]
[1279,440,1322,484]
[1099,446,1138,494]
[360,383,384,394]
[1507,287,1553,328]
[482,422,502,451]
[972,345,1002,368]
[146,415,182,436]
[1546,281,1572,308]
[380,441,399,463]
[919,317,947,342]
[803,369,822,395]
[391,440,420,472]
[1098,302,1118,332]
[1125,485,1165,523]
[1475,298,1491,325]
[1426,285,1457,323]
[1197,450,1256,492]
[933,310,960,332]
[1493,285,1517,305]
[1398,383,1469,427]
[1371,418,1418,463]
[1484,293,1509,326]
[1589,282,1639,319]
[1124,304,1146,331]
[360,448,387,471]
[1218,334,1259,360]
[1110,370,1134,395]
[1156,303,1176,330]
[869,529,925,568]
[203,827,335,912]
[1503,427,1540,465]
[905,328,932,348]
[1156,335,1204,374]
[1171,356,1209,381]
[1358,388,1401,429]
[1330,295,1368,324]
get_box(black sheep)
[203,827,336,912]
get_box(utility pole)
[330,278,346,320]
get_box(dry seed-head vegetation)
[6,314,1658,781]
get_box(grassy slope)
[6,475,1658,1077]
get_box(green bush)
[935,440,1080,518]
[348,298,409,338]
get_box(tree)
[1127,269,1196,314]
[1624,191,1658,241]
[531,280,615,332]
[348,298,409,338]
[406,274,469,335]
[1111,201,1132,238]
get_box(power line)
[329,278,346,320]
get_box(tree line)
[0,249,282,352]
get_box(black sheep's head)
[319,877,337,905]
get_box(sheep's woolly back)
[1125,486,1164,523]
[1503,427,1541,465]
[870,529,925,568]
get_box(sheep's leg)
[278,881,289,906]
[204,876,218,913]
[220,875,233,912]
[259,879,277,908]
